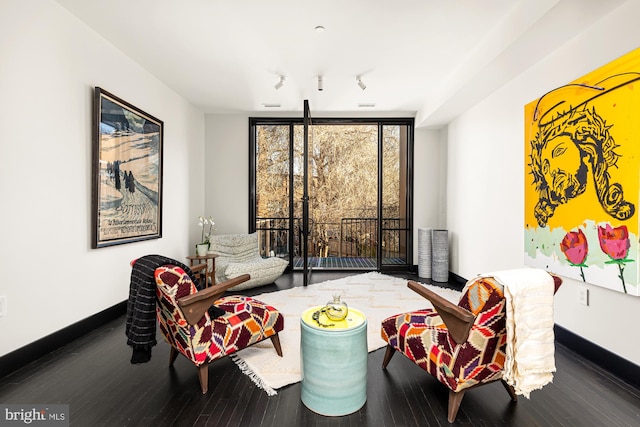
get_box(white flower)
[198,215,216,243]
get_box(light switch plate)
[577,287,589,306]
[0,296,6,316]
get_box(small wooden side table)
[186,253,219,288]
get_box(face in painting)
[541,135,587,205]
[530,106,634,227]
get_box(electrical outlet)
[0,296,6,316]
[577,287,589,306]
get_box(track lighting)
[266,74,370,93]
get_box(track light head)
[356,76,366,91]
[317,76,323,91]
[275,75,285,90]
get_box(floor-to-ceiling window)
[249,117,414,272]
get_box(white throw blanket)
[484,268,556,398]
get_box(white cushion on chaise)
[209,233,288,290]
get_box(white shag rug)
[230,272,461,396]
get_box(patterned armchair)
[381,274,561,423]
[155,265,284,393]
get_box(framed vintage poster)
[524,48,640,295]
[92,87,163,248]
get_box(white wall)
[413,128,447,258]
[204,115,445,258]
[0,0,205,356]
[445,0,640,365]
[204,114,250,234]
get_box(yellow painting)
[524,48,640,295]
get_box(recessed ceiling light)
[315,25,325,33]
[262,103,281,108]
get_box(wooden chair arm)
[177,274,250,325]
[408,281,475,345]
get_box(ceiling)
[55,0,627,127]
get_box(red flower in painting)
[598,224,630,261]
[598,224,631,294]
[560,229,588,266]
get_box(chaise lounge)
[209,233,288,290]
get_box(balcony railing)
[255,217,406,265]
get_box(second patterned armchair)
[381,270,562,423]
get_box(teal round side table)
[300,306,368,416]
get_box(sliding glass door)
[250,115,413,274]
[380,124,411,269]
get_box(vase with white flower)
[196,215,216,256]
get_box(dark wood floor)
[1,271,639,426]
